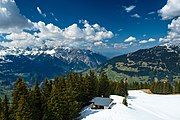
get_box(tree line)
[0,71,128,120]
[128,80,180,94]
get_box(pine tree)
[66,73,82,103]
[42,79,52,99]
[81,74,93,103]
[42,79,52,120]
[82,71,98,101]
[47,77,67,120]
[48,77,81,120]
[12,78,29,111]
[2,95,10,120]
[98,73,110,97]
[16,96,31,120]
[89,70,99,98]
[0,97,2,120]
[124,79,128,96]
[30,83,43,120]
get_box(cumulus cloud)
[124,36,136,43]
[0,0,114,49]
[123,5,136,13]
[158,0,180,20]
[139,38,156,44]
[0,0,33,33]
[159,17,180,45]
[131,14,140,18]
[37,7,46,17]
[0,0,113,49]
[0,20,113,49]
[158,0,180,46]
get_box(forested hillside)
[99,45,180,83]
[0,71,128,120]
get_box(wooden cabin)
[90,97,113,109]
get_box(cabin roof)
[90,97,113,107]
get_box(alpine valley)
[99,45,180,83]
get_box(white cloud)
[139,40,148,44]
[148,38,156,42]
[148,11,155,15]
[63,24,84,40]
[131,14,140,18]
[94,41,106,46]
[123,5,136,13]
[0,20,114,49]
[158,0,180,20]
[139,38,156,44]
[0,7,10,16]
[158,0,180,45]
[37,7,46,17]
[124,36,136,43]
[159,17,180,45]
[0,0,33,33]
[0,0,113,49]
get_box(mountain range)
[0,46,107,86]
[0,44,180,87]
[99,45,180,83]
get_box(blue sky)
[0,0,180,57]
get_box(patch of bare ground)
[141,89,152,94]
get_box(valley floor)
[81,90,180,120]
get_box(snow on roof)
[90,97,113,107]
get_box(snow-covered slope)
[81,90,180,120]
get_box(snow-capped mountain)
[0,46,107,84]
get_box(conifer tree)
[0,97,2,120]
[89,70,99,98]
[12,77,29,114]
[48,77,81,120]
[124,79,128,96]
[30,83,43,120]
[47,77,67,120]
[81,74,93,103]
[42,79,52,100]
[2,95,10,120]
[16,96,31,120]
[98,73,110,97]
[42,79,52,119]
[82,71,98,101]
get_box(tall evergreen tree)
[42,79,52,120]
[2,95,10,120]
[15,96,31,120]
[30,83,43,120]
[12,78,29,114]
[98,73,110,97]
[124,79,128,97]
[0,97,3,120]
[47,77,67,120]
